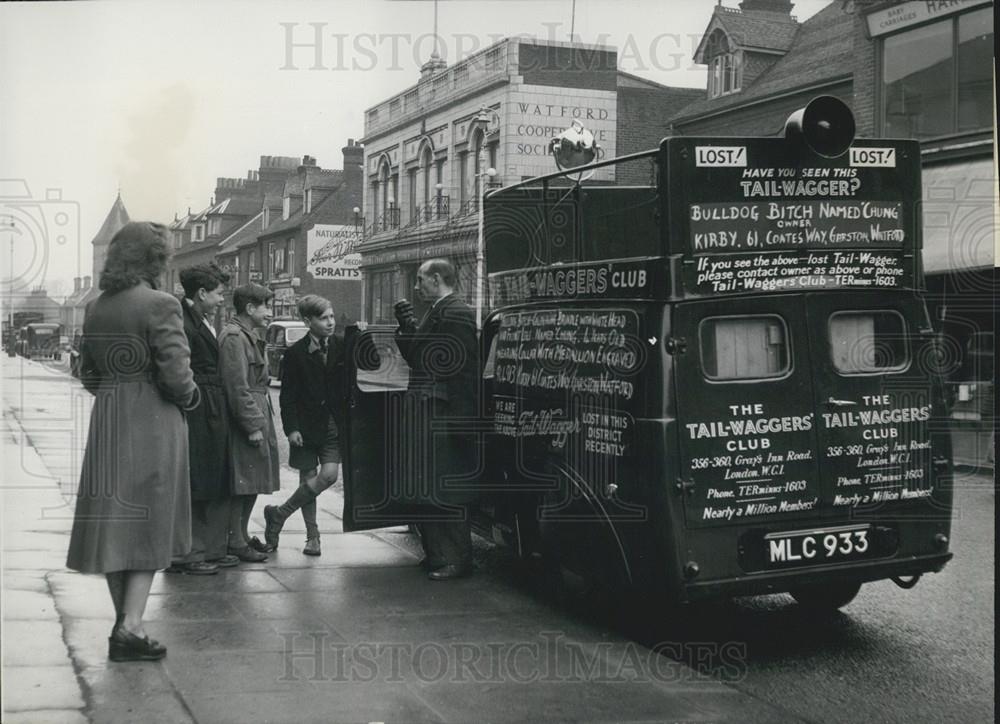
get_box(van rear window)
[829,311,908,373]
[699,316,789,380]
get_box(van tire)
[789,581,862,611]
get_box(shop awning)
[922,159,997,274]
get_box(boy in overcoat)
[218,283,280,562]
[168,263,236,574]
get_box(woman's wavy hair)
[99,222,171,293]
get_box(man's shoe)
[207,554,239,568]
[108,627,167,662]
[428,564,472,581]
[248,536,274,554]
[303,537,321,556]
[228,546,268,563]
[164,563,185,574]
[263,505,284,550]
[183,561,219,576]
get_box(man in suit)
[394,258,481,580]
[265,295,376,556]
[168,263,236,575]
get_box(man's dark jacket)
[395,294,481,504]
[181,300,229,500]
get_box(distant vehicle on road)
[22,323,62,360]
[69,331,83,379]
[264,320,308,385]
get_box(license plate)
[765,525,872,567]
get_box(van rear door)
[673,295,825,530]
[806,291,939,516]
[341,325,420,532]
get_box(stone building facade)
[357,38,698,323]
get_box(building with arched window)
[358,37,702,324]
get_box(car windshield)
[285,327,309,344]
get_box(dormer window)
[305,188,313,214]
[282,196,291,220]
[706,30,741,98]
[262,208,270,229]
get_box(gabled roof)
[213,196,262,217]
[694,6,799,63]
[305,169,343,190]
[190,204,212,223]
[92,193,130,246]
[170,213,192,231]
[283,176,305,198]
[672,2,852,124]
[259,185,349,239]
[217,212,264,255]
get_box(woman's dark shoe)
[228,545,268,563]
[108,627,167,662]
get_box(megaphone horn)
[783,95,856,158]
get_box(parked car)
[264,320,308,385]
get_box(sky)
[0,0,833,300]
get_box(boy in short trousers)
[264,295,362,555]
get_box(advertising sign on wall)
[307,224,362,281]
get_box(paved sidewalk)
[2,356,793,723]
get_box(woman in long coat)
[66,221,199,662]
[218,283,280,560]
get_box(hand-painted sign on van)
[663,139,921,297]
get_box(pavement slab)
[1,709,90,724]
[182,685,445,724]
[2,620,71,666]
[1,664,86,713]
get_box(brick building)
[214,144,365,323]
[672,0,996,465]
[357,38,699,323]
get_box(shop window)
[700,316,789,380]
[882,7,993,139]
[829,311,908,374]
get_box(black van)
[341,98,953,613]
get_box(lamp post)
[475,158,497,329]
[352,206,361,235]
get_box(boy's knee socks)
[277,483,318,520]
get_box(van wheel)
[789,581,862,611]
[538,531,599,607]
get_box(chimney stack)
[73,277,81,292]
[83,276,92,289]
